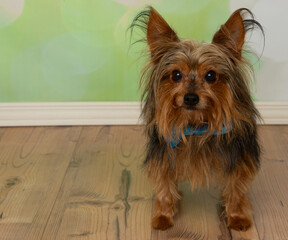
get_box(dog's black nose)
[184,93,199,107]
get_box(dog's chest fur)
[171,135,227,187]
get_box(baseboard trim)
[255,102,288,125]
[0,102,141,126]
[0,102,287,126]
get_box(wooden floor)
[0,126,287,240]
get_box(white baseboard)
[0,102,287,127]
[255,102,288,125]
[0,102,141,126]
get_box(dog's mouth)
[181,103,206,111]
[183,105,197,111]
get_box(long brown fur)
[130,7,264,231]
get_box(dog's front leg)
[146,150,180,231]
[221,160,256,231]
[151,171,179,230]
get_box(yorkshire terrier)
[130,7,264,231]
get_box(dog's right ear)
[146,7,179,54]
[130,7,179,62]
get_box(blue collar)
[168,123,232,148]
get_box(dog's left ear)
[212,9,245,58]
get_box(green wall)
[0,0,229,102]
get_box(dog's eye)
[205,70,217,83]
[172,70,182,82]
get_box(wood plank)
[54,126,153,240]
[42,126,105,240]
[0,127,82,240]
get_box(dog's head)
[131,7,263,140]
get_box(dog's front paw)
[152,215,174,230]
[227,215,252,231]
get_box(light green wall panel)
[0,0,229,102]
